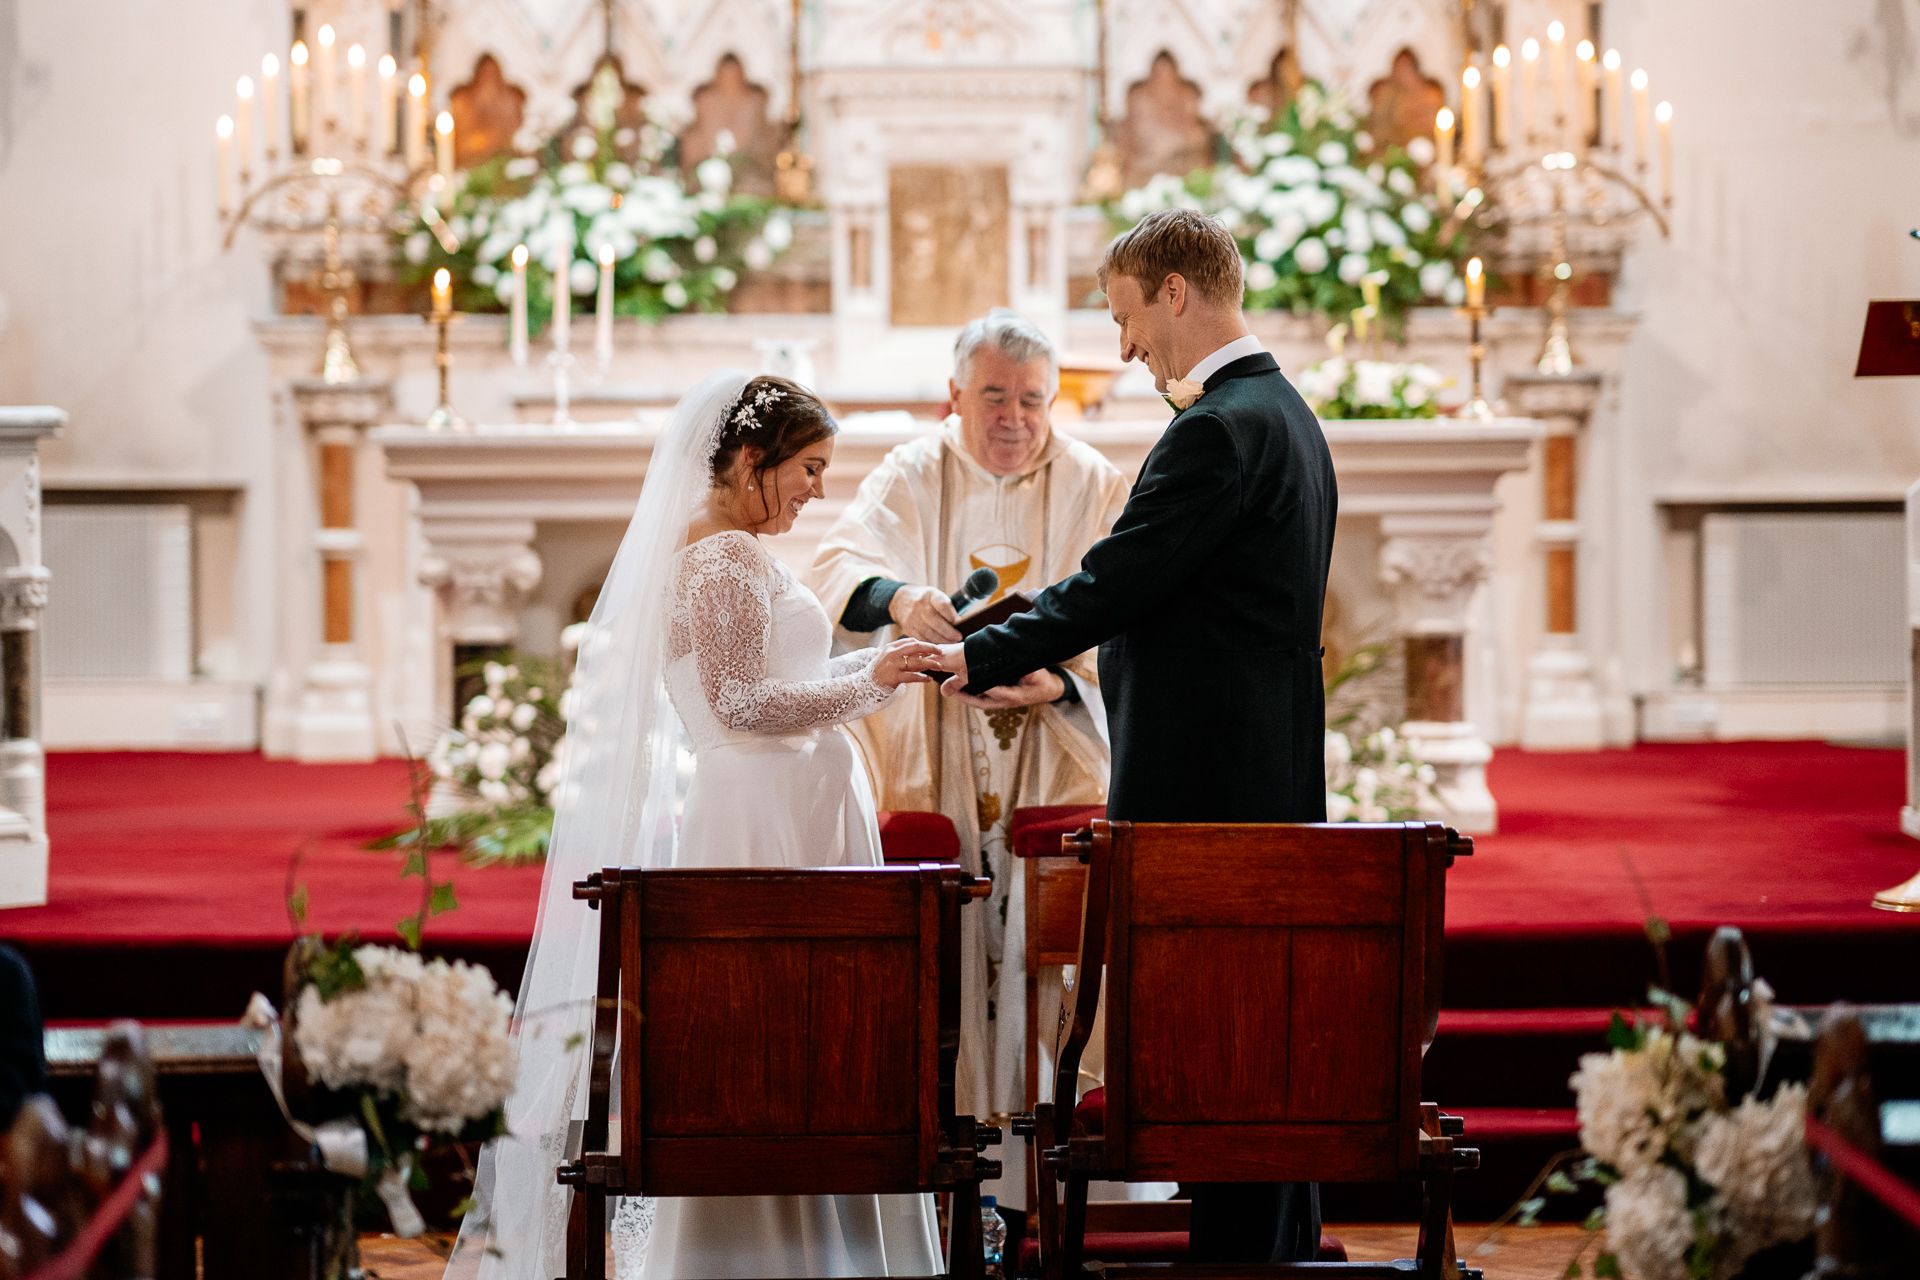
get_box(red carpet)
[5,741,1917,1023]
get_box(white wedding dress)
[634,527,944,1279]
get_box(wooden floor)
[358,1225,1604,1279]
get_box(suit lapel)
[1202,351,1279,394]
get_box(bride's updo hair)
[710,376,837,501]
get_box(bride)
[448,372,947,1280]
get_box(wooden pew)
[561,862,1002,1280]
[1019,820,1480,1280]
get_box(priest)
[811,310,1129,1177]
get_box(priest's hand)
[889,584,963,644]
[939,666,1066,709]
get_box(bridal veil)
[446,370,751,1280]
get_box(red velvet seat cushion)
[1009,805,1107,859]
[1014,1232,1347,1274]
[1076,1085,1106,1134]
[875,811,961,864]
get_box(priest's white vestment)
[812,419,1129,1173]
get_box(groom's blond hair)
[1098,209,1244,309]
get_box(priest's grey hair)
[952,309,1059,393]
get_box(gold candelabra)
[1455,257,1494,419]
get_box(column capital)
[1378,533,1492,634]
[1501,371,1604,427]
[418,518,544,645]
[290,379,395,432]
[0,566,50,631]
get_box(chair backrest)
[584,864,974,1197]
[1057,821,1465,1184]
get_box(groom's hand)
[930,643,969,691]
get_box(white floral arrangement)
[1295,355,1451,419]
[1110,82,1476,331]
[1549,1012,1816,1280]
[1324,725,1439,822]
[294,945,516,1136]
[395,62,792,323]
[375,652,573,866]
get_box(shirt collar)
[1182,333,1266,388]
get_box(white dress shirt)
[1182,332,1266,386]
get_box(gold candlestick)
[423,268,468,432]
[1456,257,1494,420]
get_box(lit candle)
[1491,45,1511,150]
[1632,69,1651,171]
[262,54,280,161]
[348,44,367,151]
[1602,49,1622,150]
[1520,38,1540,144]
[1433,106,1455,203]
[235,76,253,185]
[1461,66,1483,166]
[216,115,234,214]
[435,111,455,207]
[510,244,529,366]
[406,74,427,172]
[289,42,309,153]
[1465,256,1485,309]
[378,56,397,155]
[432,266,452,319]
[596,243,615,369]
[316,25,336,150]
[1547,20,1567,145]
[1575,41,1595,149]
[552,240,572,354]
[1655,100,1673,204]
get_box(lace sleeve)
[828,649,881,679]
[682,534,894,733]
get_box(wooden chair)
[560,863,1003,1280]
[1016,820,1481,1280]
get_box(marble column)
[1379,516,1497,833]
[289,379,392,761]
[0,407,60,907]
[1504,373,1606,750]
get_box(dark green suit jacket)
[962,351,1337,822]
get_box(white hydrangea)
[1315,140,1348,166]
[1337,252,1370,284]
[1418,259,1455,297]
[1603,1166,1697,1280]
[400,958,518,1133]
[1693,1083,1818,1271]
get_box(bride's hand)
[871,638,943,689]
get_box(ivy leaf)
[451,1196,478,1219]
[1564,1263,1582,1279]
[1592,1253,1622,1279]
[430,880,460,916]
[1545,1171,1578,1195]
[1605,1011,1643,1052]
[1582,1207,1607,1232]
[397,916,423,951]
[401,850,428,881]
[1516,1197,1546,1227]
[288,885,309,926]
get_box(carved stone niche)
[1367,49,1444,156]
[449,53,527,168]
[1116,52,1211,192]
[1247,48,1303,119]
[569,56,649,141]
[679,55,779,197]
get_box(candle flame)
[237,75,254,100]
[599,244,616,266]
[348,44,365,68]
[1631,68,1649,90]
[1435,107,1455,132]
[1655,101,1673,123]
[263,53,279,77]
[1466,257,1483,281]
[1576,40,1594,62]
[1603,48,1621,71]
[512,244,529,269]
[291,41,308,67]
[379,54,396,78]
[1521,38,1540,61]
[436,111,454,137]
[216,114,233,138]
[1547,20,1565,40]
[1463,66,1480,88]
[1492,44,1511,68]
[409,73,427,99]
[434,268,451,292]
[317,24,335,48]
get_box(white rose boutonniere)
[1164,378,1206,412]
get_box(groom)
[930,207,1337,1263]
